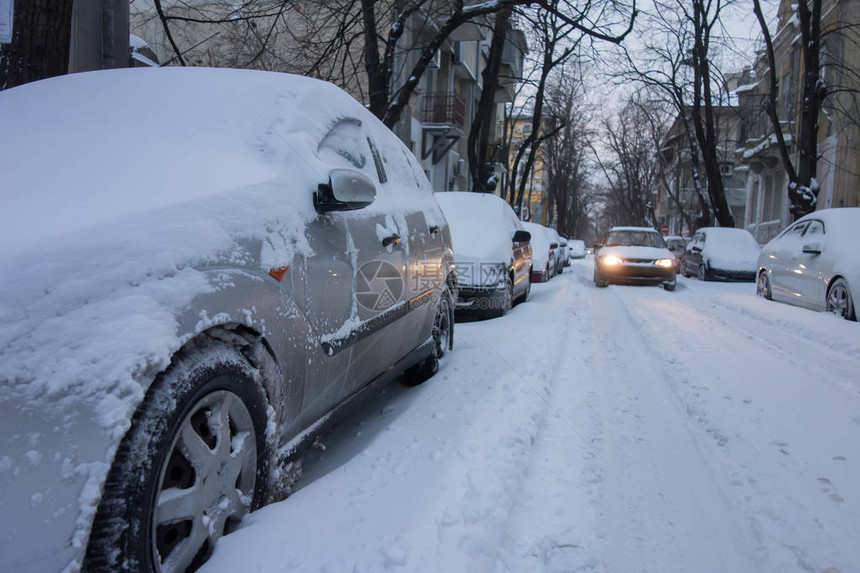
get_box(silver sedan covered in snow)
[0,68,455,572]
[756,208,859,320]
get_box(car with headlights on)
[755,208,859,321]
[523,221,556,282]
[0,67,456,573]
[435,192,532,317]
[681,227,760,281]
[593,227,676,290]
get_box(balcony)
[422,92,465,129]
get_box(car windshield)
[605,230,666,248]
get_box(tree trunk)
[468,5,511,192]
[0,0,73,90]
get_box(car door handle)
[382,234,401,247]
[429,225,440,235]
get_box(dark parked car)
[0,68,456,572]
[756,208,859,320]
[682,227,760,281]
[436,192,532,317]
[593,227,677,291]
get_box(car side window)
[786,222,808,239]
[803,220,824,237]
[318,118,375,179]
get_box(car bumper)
[455,285,509,313]
[708,268,756,281]
[598,263,675,285]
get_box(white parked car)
[756,208,859,320]
[436,192,533,317]
[567,239,587,259]
[681,227,760,281]
[522,221,556,282]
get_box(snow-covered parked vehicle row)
[435,192,532,317]
[0,68,455,572]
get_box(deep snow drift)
[202,258,860,573]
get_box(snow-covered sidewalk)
[203,258,860,573]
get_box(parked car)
[549,228,567,274]
[682,227,760,281]
[567,239,587,259]
[593,226,677,291]
[664,235,687,273]
[523,221,556,282]
[435,192,532,317]
[756,208,859,321]
[0,68,456,573]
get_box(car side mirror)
[802,243,821,255]
[513,230,531,243]
[691,245,702,253]
[314,169,376,214]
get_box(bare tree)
[0,0,73,90]
[615,0,739,228]
[543,65,596,237]
[146,0,637,129]
[596,95,665,228]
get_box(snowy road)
[203,258,860,573]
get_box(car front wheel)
[756,271,772,300]
[85,339,271,573]
[826,277,856,320]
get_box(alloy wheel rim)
[756,274,769,298]
[432,295,451,358]
[827,281,850,318]
[152,390,257,573]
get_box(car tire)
[681,259,692,278]
[826,277,856,320]
[756,271,772,300]
[84,338,271,573]
[484,275,514,319]
[663,275,676,291]
[402,286,454,385]
[697,263,709,281]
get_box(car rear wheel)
[516,272,531,305]
[826,278,856,320]
[85,339,271,573]
[403,286,454,385]
[756,271,772,300]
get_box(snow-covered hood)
[598,245,674,261]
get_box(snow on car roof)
[435,192,519,262]
[0,67,365,255]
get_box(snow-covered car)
[436,192,532,317]
[0,68,456,573]
[593,226,677,291]
[682,227,760,281]
[567,239,587,259]
[522,221,556,282]
[755,208,860,320]
[664,235,687,273]
[548,228,567,274]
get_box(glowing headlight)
[601,255,623,266]
[655,258,674,268]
